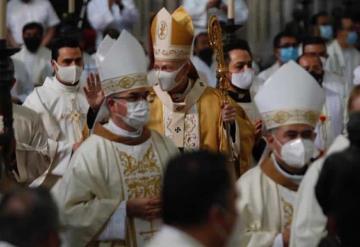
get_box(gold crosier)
[208,15,238,177]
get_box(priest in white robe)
[23,37,95,178]
[52,30,178,247]
[297,54,345,152]
[12,22,52,90]
[326,16,360,94]
[228,62,325,247]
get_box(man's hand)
[207,0,221,9]
[84,73,105,111]
[222,103,237,123]
[72,139,84,152]
[282,226,291,247]
[127,198,162,221]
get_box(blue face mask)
[280,47,299,63]
[347,31,358,46]
[319,25,333,40]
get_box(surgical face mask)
[198,47,213,67]
[114,99,149,130]
[54,62,83,85]
[279,47,299,63]
[319,25,333,40]
[23,37,41,53]
[274,137,315,168]
[347,31,358,46]
[156,64,186,92]
[231,68,255,90]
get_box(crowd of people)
[1,0,360,247]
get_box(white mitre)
[94,35,115,68]
[255,61,325,130]
[97,30,149,97]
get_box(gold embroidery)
[263,109,321,129]
[158,21,168,40]
[102,74,148,96]
[281,197,294,228]
[120,146,162,199]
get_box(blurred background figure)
[316,112,360,247]
[87,0,139,47]
[182,0,248,33]
[309,11,334,42]
[6,0,60,48]
[11,22,52,93]
[147,151,237,247]
[326,14,360,94]
[191,31,217,87]
[0,187,60,247]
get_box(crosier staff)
[208,15,239,177]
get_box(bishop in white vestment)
[53,30,179,247]
[229,62,325,247]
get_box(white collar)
[271,154,304,185]
[105,119,143,138]
[155,225,205,247]
[46,76,80,93]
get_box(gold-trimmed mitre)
[254,61,325,130]
[97,30,149,97]
[151,6,194,61]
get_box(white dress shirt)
[7,0,60,45]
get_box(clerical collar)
[105,119,143,138]
[50,76,80,93]
[228,89,251,103]
[170,80,193,102]
[271,154,304,185]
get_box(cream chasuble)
[23,76,89,176]
[148,79,255,175]
[229,157,301,247]
[52,124,178,247]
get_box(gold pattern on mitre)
[151,6,194,61]
[102,73,149,97]
[262,109,321,130]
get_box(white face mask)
[231,68,255,90]
[115,99,149,130]
[155,63,186,92]
[274,137,315,168]
[54,61,83,85]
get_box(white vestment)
[182,0,248,32]
[52,123,179,247]
[13,104,57,184]
[326,40,360,94]
[314,71,345,151]
[229,156,302,247]
[258,62,280,82]
[12,46,52,87]
[11,58,32,103]
[290,135,349,247]
[6,0,60,44]
[87,0,139,46]
[146,225,204,247]
[23,76,89,176]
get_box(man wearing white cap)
[52,31,178,247]
[148,7,255,175]
[229,61,325,247]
